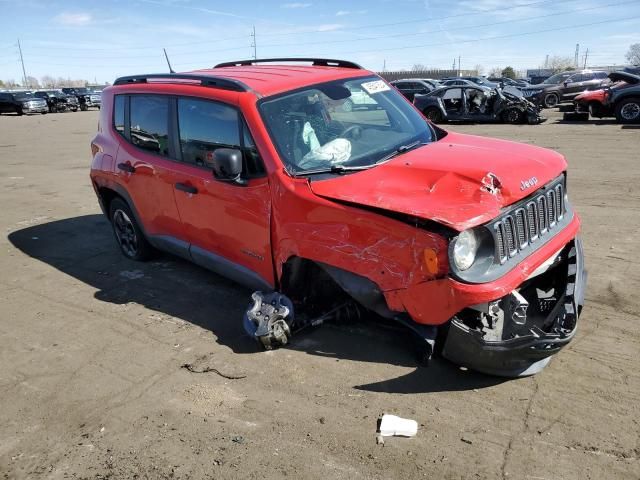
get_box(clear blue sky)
[0,0,638,84]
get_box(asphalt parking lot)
[1,109,639,479]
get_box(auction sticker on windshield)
[361,80,390,95]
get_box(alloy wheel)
[621,102,640,121]
[113,209,139,257]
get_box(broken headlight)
[452,229,478,271]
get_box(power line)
[19,0,638,61]
[318,15,640,57]
[19,0,583,53]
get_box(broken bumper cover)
[442,237,586,377]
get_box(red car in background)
[90,58,586,378]
[572,71,640,118]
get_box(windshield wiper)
[376,140,428,164]
[290,164,373,177]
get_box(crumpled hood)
[309,132,567,231]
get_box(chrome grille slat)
[491,176,567,265]
[547,191,556,227]
[515,209,527,248]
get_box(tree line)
[0,76,95,89]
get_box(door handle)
[175,183,198,194]
[117,162,136,173]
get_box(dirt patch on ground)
[1,109,639,479]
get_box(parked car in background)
[34,91,70,113]
[414,85,544,124]
[441,78,479,87]
[488,77,531,88]
[62,87,101,110]
[521,70,610,108]
[390,79,439,102]
[570,71,640,119]
[0,91,48,115]
[90,58,584,377]
[607,72,640,123]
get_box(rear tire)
[543,93,559,108]
[80,104,88,111]
[16,107,23,116]
[109,198,154,261]
[424,107,443,123]
[615,98,640,124]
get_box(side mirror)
[212,148,247,186]
[563,80,569,87]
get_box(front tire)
[502,108,523,124]
[80,104,88,111]
[424,107,443,123]
[615,98,640,124]
[543,93,559,108]
[109,198,154,261]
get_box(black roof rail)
[112,73,251,92]
[215,58,363,69]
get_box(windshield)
[16,93,35,100]
[543,73,572,84]
[259,76,434,174]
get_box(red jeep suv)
[90,58,586,377]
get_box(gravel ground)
[0,109,639,479]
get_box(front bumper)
[23,105,48,114]
[441,237,586,376]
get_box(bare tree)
[4,79,19,88]
[41,75,56,88]
[474,64,485,75]
[548,55,574,72]
[411,64,427,72]
[626,43,640,65]
[25,76,40,88]
[488,67,502,77]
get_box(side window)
[130,95,170,156]
[594,71,608,79]
[442,88,462,100]
[113,95,125,136]
[177,98,240,167]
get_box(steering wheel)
[339,125,362,140]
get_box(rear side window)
[130,96,170,156]
[113,95,125,136]
[177,98,239,167]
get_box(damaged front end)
[442,238,586,376]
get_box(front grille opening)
[489,175,568,267]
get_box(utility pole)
[458,55,461,76]
[17,38,28,87]
[544,54,549,69]
[574,43,580,67]
[382,59,386,72]
[452,58,456,71]
[250,26,257,59]
[583,48,589,69]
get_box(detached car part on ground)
[414,85,544,124]
[90,58,586,378]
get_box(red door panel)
[115,142,184,239]
[172,165,274,288]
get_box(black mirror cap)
[212,148,246,185]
